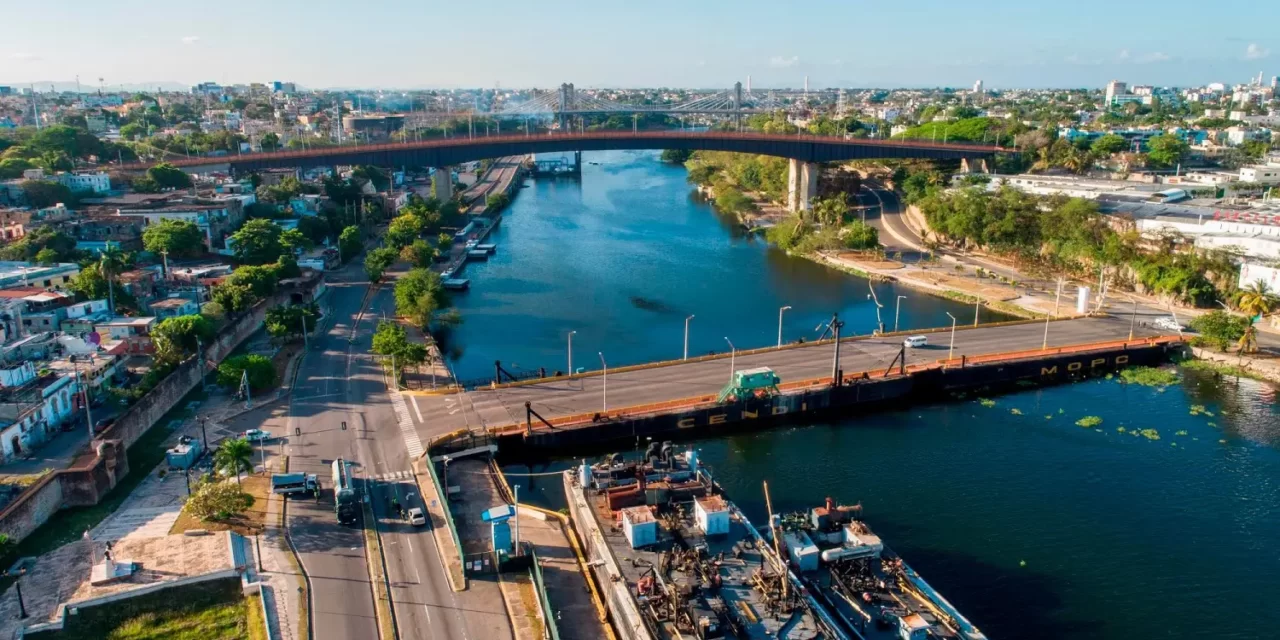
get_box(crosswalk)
[389,388,426,459]
[371,470,415,482]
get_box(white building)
[1239,165,1280,185]
[0,361,78,463]
[56,171,111,194]
[1105,80,1128,106]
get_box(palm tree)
[99,246,125,315]
[1235,280,1277,354]
[214,438,254,486]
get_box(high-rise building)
[1272,76,1278,89]
[1105,80,1127,106]
[803,76,809,94]
[746,75,751,93]
[973,79,984,94]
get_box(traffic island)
[412,454,466,591]
[361,498,397,640]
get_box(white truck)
[271,472,318,497]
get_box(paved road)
[232,259,510,640]
[406,315,1170,436]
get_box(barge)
[565,444,853,640]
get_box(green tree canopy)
[230,219,285,264]
[142,219,205,257]
[145,163,193,190]
[225,263,280,298]
[386,214,424,249]
[265,303,319,342]
[339,225,363,262]
[218,355,277,392]
[394,268,452,329]
[186,477,253,521]
[152,314,215,365]
[19,180,73,208]
[400,240,438,268]
[211,282,256,314]
[1146,134,1190,168]
[364,247,398,283]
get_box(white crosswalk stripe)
[389,388,425,459]
[373,470,414,481]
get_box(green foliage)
[279,228,313,255]
[1091,134,1128,155]
[211,283,256,314]
[1145,133,1190,168]
[217,355,276,391]
[371,320,430,378]
[186,477,253,521]
[146,162,193,190]
[386,213,424,249]
[230,219,285,265]
[841,221,879,250]
[893,117,999,143]
[213,438,254,484]
[68,263,138,312]
[713,187,755,214]
[255,175,304,204]
[0,157,35,179]
[225,264,280,298]
[143,219,205,257]
[1188,311,1250,351]
[19,179,73,208]
[152,314,215,366]
[0,225,79,262]
[338,225,363,262]
[1075,416,1103,428]
[265,303,319,342]
[660,149,692,164]
[394,268,453,329]
[485,192,510,211]
[1118,366,1179,387]
[436,232,454,253]
[400,239,438,268]
[364,247,398,283]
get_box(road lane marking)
[410,395,424,423]
[389,388,426,458]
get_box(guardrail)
[421,454,466,587]
[528,546,561,640]
[487,334,1181,435]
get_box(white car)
[903,335,929,348]
[1153,317,1184,332]
[407,507,427,527]
[241,429,271,443]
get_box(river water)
[451,150,1280,639]
[444,149,999,382]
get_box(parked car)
[241,429,271,443]
[93,417,116,435]
[407,507,427,527]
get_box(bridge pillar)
[432,166,455,201]
[959,157,991,174]
[787,159,818,213]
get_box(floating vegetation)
[1119,367,1179,388]
[1139,429,1161,441]
[1076,416,1103,428]
[1019,560,1027,567]
[1010,408,1023,415]
[1175,430,1189,436]
[1208,422,1217,428]
[1116,427,1127,433]
[1058,408,1065,414]
[1189,404,1208,416]
[1219,439,1228,444]
[1105,373,1114,380]
[1171,442,1178,447]
[1044,415,1053,420]
[979,398,996,408]
[1181,359,1268,381]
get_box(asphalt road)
[407,315,1170,435]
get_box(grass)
[1180,358,1271,382]
[168,474,270,536]
[0,386,209,576]
[1118,366,1180,388]
[245,593,268,640]
[104,599,248,640]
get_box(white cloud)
[1245,43,1270,60]
[1135,52,1170,64]
[9,52,41,61]
[1117,49,1130,61]
[769,55,800,69]
[181,35,201,44]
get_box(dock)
[443,278,471,291]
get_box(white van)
[903,335,928,348]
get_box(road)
[232,260,510,640]
[405,315,1171,436]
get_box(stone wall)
[0,471,62,542]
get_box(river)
[443,149,1003,382]
[453,150,1280,639]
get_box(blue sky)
[2,0,1276,90]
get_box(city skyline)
[2,0,1277,91]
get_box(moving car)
[241,429,271,442]
[407,507,427,527]
[1153,316,1184,332]
[92,417,116,435]
[903,335,929,348]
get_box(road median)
[362,497,399,639]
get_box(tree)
[339,225,363,263]
[279,228,313,255]
[371,320,428,380]
[400,240,438,268]
[436,233,454,253]
[34,248,59,265]
[841,221,879,249]
[99,246,125,315]
[661,149,693,163]
[185,477,253,521]
[211,282,256,313]
[1188,310,1250,352]
[1234,280,1277,354]
[713,187,755,214]
[365,247,398,283]
[485,192,510,211]
[230,219,285,264]
[1145,134,1190,168]
[1091,134,1128,155]
[265,303,319,342]
[811,195,849,227]
[394,268,451,329]
[214,438,255,486]
[145,163,193,190]
[119,123,145,141]
[0,157,35,179]
[226,264,280,298]
[19,180,73,208]
[260,132,280,152]
[201,301,226,322]
[296,216,331,246]
[218,354,277,392]
[143,219,205,258]
[153,314,215,365]
[386,214,424,249]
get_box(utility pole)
[1043,279,1064,349]
[828,313,845,386]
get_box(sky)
[2,0,1277,91]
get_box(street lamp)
[1043,278,1064,350]
[777,306,792,348]
[598,352,607,413]
[683,315,695,361]
[70,354,95,442]
[1129,296,1141,340]
[894,296,907,333]
[724,337,736,382]
[567,331,576,376]
[974,295,981,327]
[945,312,958,361]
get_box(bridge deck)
[413,316,1170,437]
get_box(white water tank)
[1076,286,1091,314]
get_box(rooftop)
[148,298,193,309]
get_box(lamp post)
[1129,296,1140,340]
[683,315,694,361]
[1043,278,1064,350]
[71,355,95,442]
[567,330,576,376]
[894,296,907,333]
[945,312,958,361]
[598,352,607,413]
[724,337,736,382]
[974,295,981,327]
[777,306,791,348]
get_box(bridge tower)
[732,82,743,131]
[787,159,818,213]
[557,83,576,130]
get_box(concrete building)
[0,362,78,463]
[55,171,111,194]
[114,198,244,251]
[147,297,199,319]
[0,261,80,290]
[1105,80,1128,106]
[1239,165,1280,185]
[96,317,156,355]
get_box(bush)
[186,478,253,522]
[217,354,277,391]
[1188,310,1249,351]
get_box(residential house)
[0,262,80,290]
[0,362,78,462]
[96,317,156,355]
[55,171,111,194]
[148,297,199,319]
[115,269,159,307]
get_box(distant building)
[1105,80,1127,106]
[341,114,405,140]
[0,261,80,290]
[56,171,111,194]
[1239,165,1280,185]
[147,297,199,319]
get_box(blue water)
[506,369,1280,640]
[444,150,996,381]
